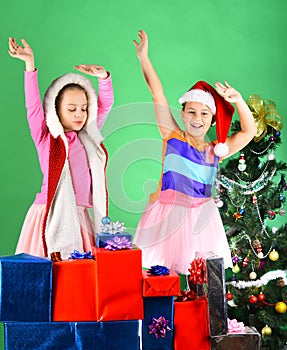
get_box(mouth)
[190,122,203,129]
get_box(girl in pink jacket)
[8,37,114,260]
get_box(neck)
[185,133,209,151]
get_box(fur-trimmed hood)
[44,73,103,144]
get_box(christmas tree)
[215,95,287,350]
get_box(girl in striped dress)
[133,30,257,274]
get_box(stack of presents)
[0,218,261,349]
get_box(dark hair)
[55,83,88,114]
[181,102,216,125]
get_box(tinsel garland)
[216,166,276,195]
[227,269,287,289]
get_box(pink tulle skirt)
[15,204,95,258]
[133,199,232,274]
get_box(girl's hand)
[8,37,35,71]
[74,64,108,79]
[215,81,243,104]
[133,30,148,59]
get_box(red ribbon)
[188,257,207,284]
[176,290,198,302]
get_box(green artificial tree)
[215,95,287,350]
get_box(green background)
[0,0,286,348]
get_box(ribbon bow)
[148,316,171,338]
[188,257,207,284]
[176,290,198,302]
[105,236,132,251]
[100,216,126,234]
[147,265,170,276]
[69,250,94,259]
[228,318,245,333]
[246,95,283,142]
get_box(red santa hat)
[178,80,235,157]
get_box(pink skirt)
[133,199,233,274]
[16,204,95,258]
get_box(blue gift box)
[95,232,133,248]
[4,321,140,350]
[75,321,140,349]
[0,253,52,322]
[4,322,75,350]
[142,296,174,350]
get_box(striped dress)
[133,129,232,274]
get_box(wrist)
[25,59,35,72]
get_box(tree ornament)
[261,325,272,336]
[243,256,249,267]
[215,198,224,208]
[277,278,285,287]
[238,153,247,172]
[238,207,245,215]
[252,193,257,205]
[232,255,239,264]
[232,263,240,274]
[267,210,276,220]
[249,271,257,280]
[275,131,281,137]
[271,227,278,234]
[275,301,287,314]
[268,151,275,161]
[257,292,265,302]
[269,135,275,142]
[226,292,233,301]
[249,295,258,304]
[233,210,243,221]
[269,249,279,261]
[279,208,286,216]
[280,195,286,203]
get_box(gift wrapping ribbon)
[148,316,171,338]
[69,250,94,259]
[188,257,207,284]
[105,236,132,251]
[227,318,245,333]
[147,265,170,276]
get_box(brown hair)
[55,83,88,114]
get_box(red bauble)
[226,292,233,301]
[249,295,258,304]
[257,293,265,302]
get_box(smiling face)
[181,101,213,139]
[56,86,88,132]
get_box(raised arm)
[74,64,114,129]
[8,38,48,146]
[215,81,257,158]
[133,30,179,138]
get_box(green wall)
[0,0,286,346]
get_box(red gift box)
[92,246,144,321]
[142,269,180,297]
[52,259,97,321]
[174,297,210,350]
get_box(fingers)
[21,38,30,48]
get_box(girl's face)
[181,101,213,139]
[58,89,88,132]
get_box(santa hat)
[179,81,235,157]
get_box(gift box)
[142,296,174,350]
[96,232,133,248]
[92,246,143,321]
[4,321,140,350]
[142,269,180,297]
[96,217,132,248]
[210,326,260,350]
[75,321,140,349]
[174,297,210,350]
[4,322,75,350]
[206,255,228,337]
[52,258,97,321]
[0,253,52,322]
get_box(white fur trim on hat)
[44,73,102,144]
[178,89,216,115]
[214,142,229,157]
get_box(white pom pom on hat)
[179,80,235,157]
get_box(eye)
[82,108,87,112]
[188,110,195,115]
[68,108,76,112]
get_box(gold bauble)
[275,302,287,314]
[261,325,272,336]
[249,271,257,280]
[269,249,279,261]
